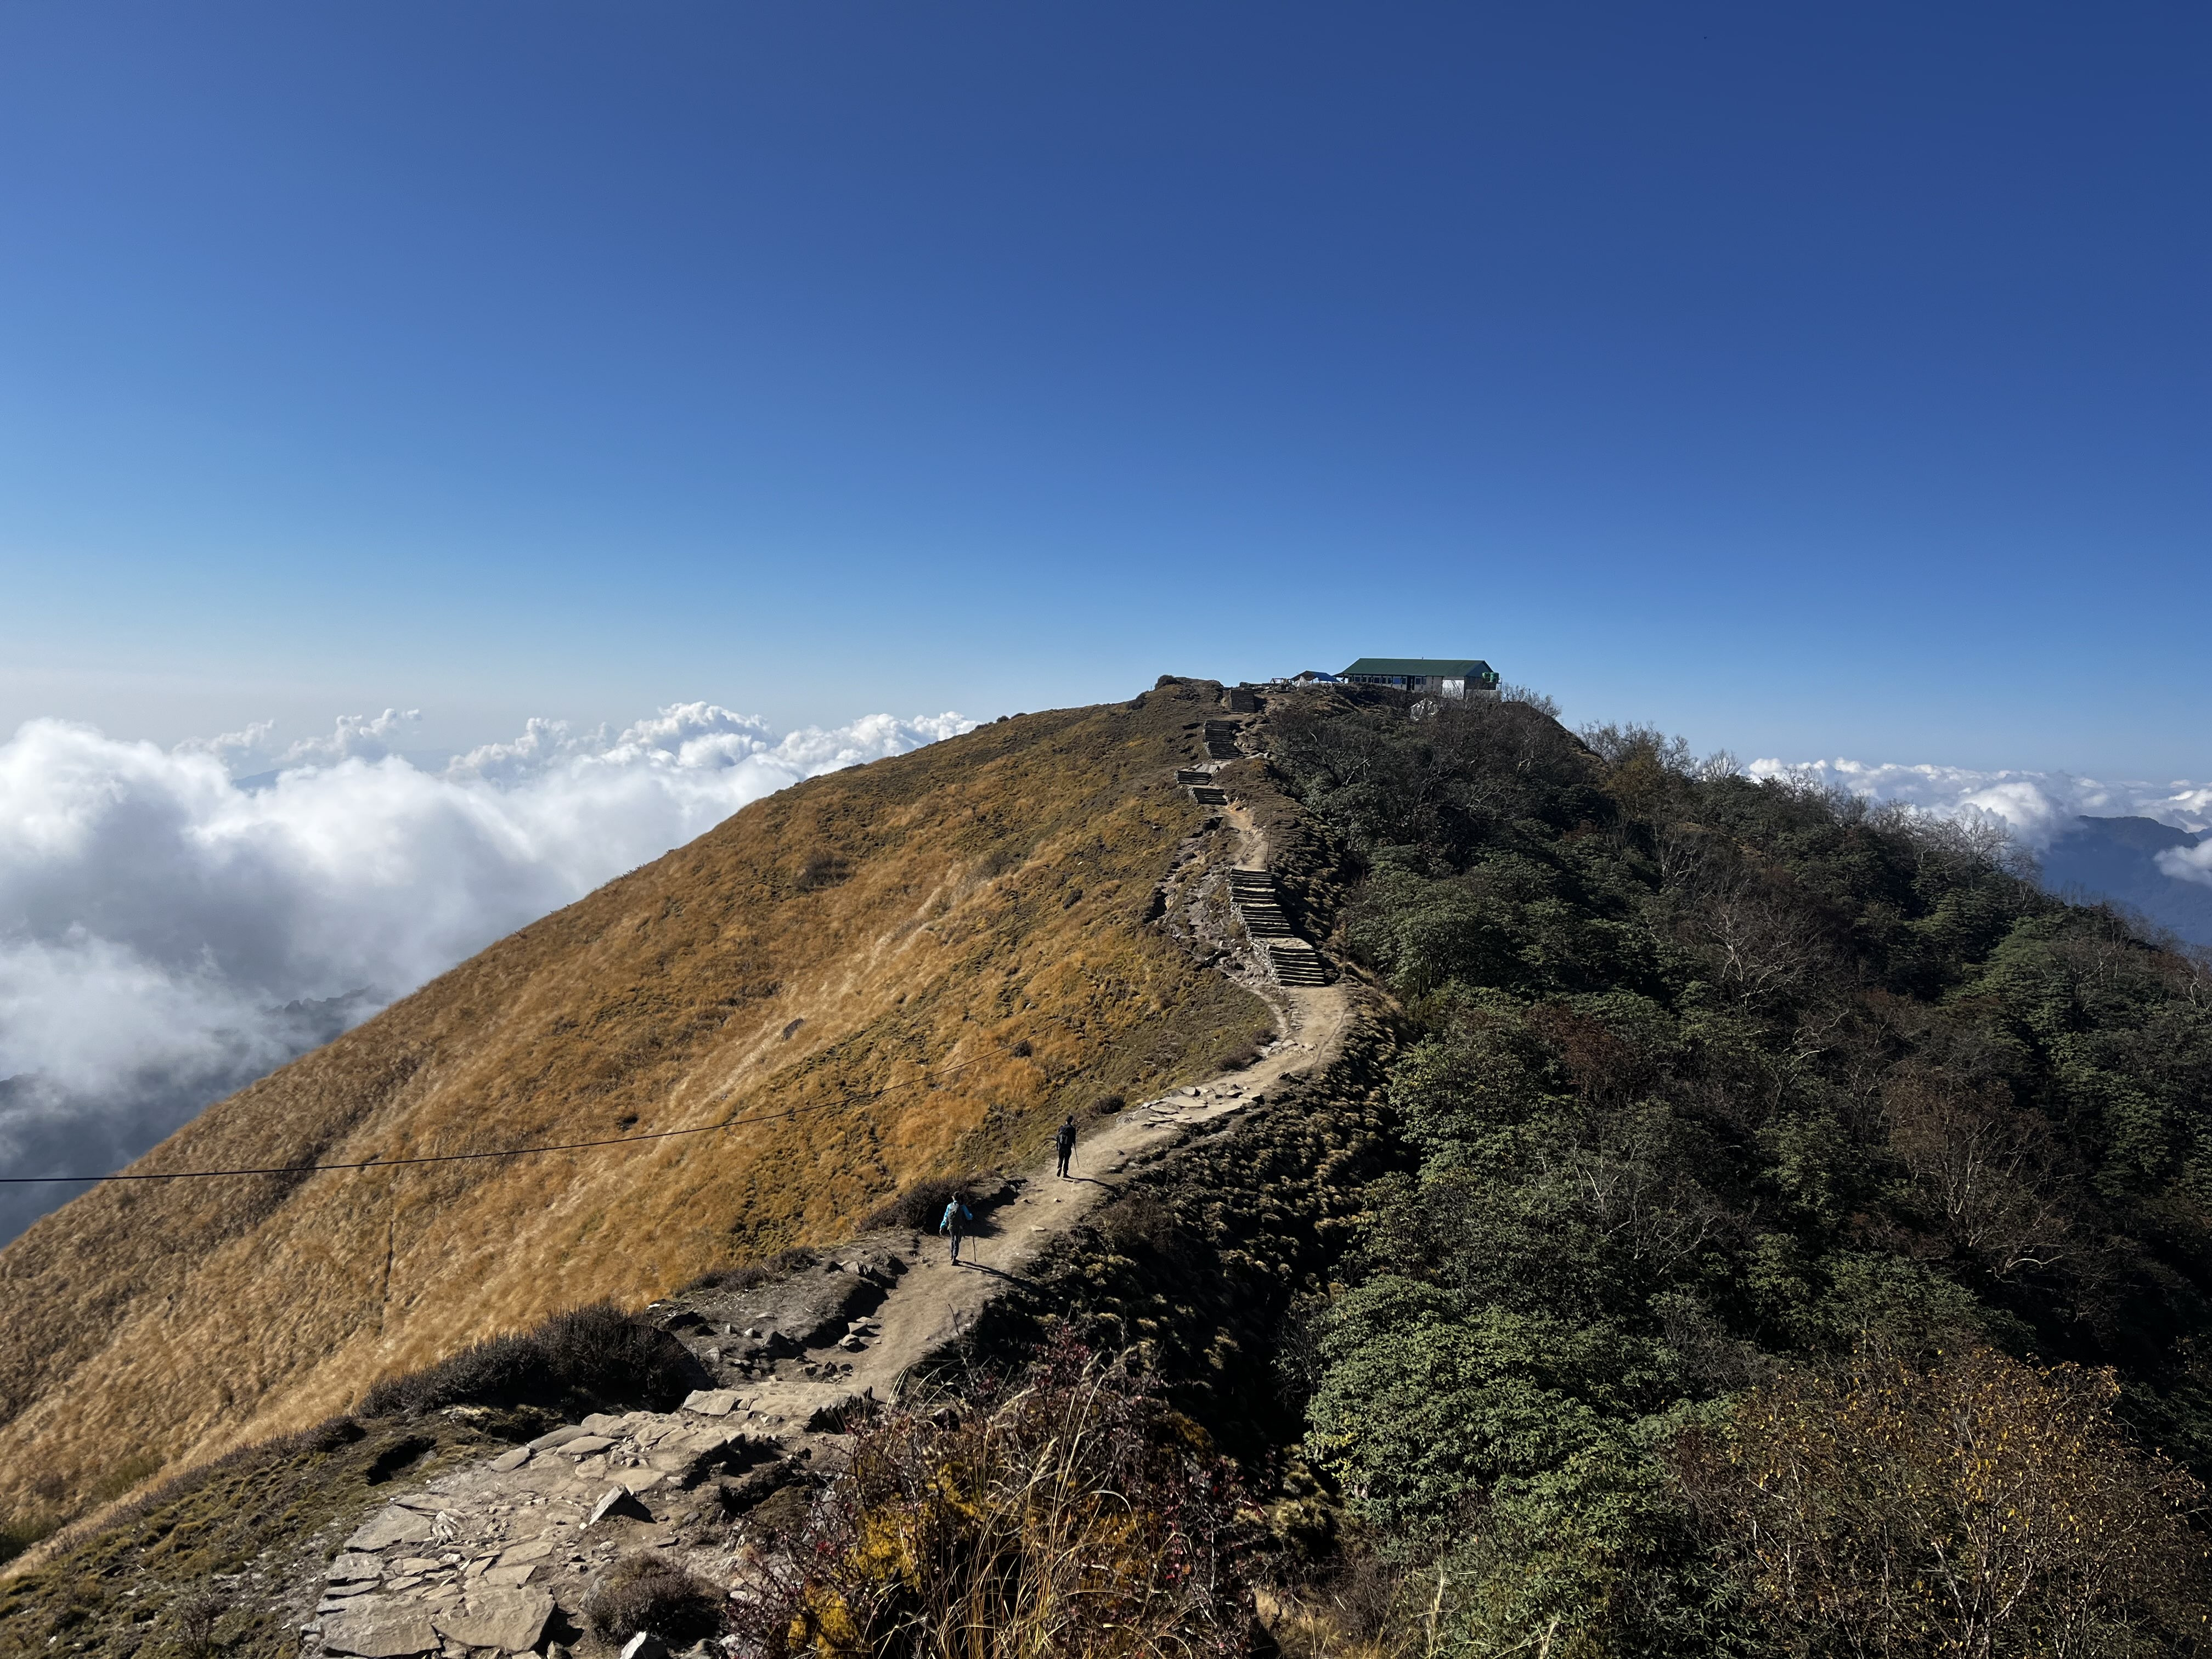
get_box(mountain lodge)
[1339,657,1500,699]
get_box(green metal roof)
[1339,657,1496,679]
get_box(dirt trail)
[279,712,1355,1656]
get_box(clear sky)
[1,3,2204,774]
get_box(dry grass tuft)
[795,851,852,891]
[356,1301,701,1419]
[679,1246,818,1297]
[732,1341,1267,1657]
[586,1551,724,1644]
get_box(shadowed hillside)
[0,681,1267,1542]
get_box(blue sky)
[1,3,2204,774]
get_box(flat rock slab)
[487,1446,531,1472]
[326,1553,384,1582]
[683,1389,740,1416]
[343,1508,436,1551]
[556,1435,615,1457]
[432,1587,554,1652]
[322,1603,439,1657]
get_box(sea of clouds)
[0,703,972,1243]
[9,712,2208,1247]
[1745,757,2212,883]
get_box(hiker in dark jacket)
[1056,1114,1077,1178]
[940,1195,973,1262]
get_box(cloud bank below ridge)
[0,703,973,1243]
[1745,757,2212,899]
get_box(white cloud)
[2158,843,2212,890]
[0,703,973,1240]
[1743,757,2212,849]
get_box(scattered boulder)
[588,1485,652,1527]
[804,1394,872,1434]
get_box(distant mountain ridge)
[2039,814,2212,946]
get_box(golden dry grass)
[0,680,1265,1536]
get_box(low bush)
[0,1510,59,1568]
[585,1551,724,1644]
[680,1246,817,1296]
[1215,1042,1262,1071]
[1672,1346,2212,1654]
[358,1302,702,1420]
[1092,1093,1126,1116]
[794,851,851,891]
[1102,1195,1186,1256]
[169,1589,227,1658]
[731,1342,1267,1657]
[859,1176,981,1234]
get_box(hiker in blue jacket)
[940,1195,973,1262]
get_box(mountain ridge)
[0,681,1269,1543]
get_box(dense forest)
[1265,689,2212,1655]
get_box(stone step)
[1188,786,1229,805]
[1175,769,1212,785]
[1267,943,1331,985]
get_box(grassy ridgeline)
[0,680,1268,1550]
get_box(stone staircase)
[1228,867,1332,986]
[1179,766,1229,806]
[1203,719,1242,760]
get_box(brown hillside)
[0,680,1266,1537]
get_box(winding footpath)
[284,709,1353,1659]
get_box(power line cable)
[0,1047,1023,1186]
